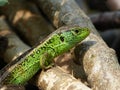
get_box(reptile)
[0,26,90,85]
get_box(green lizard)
[0,26,90,85]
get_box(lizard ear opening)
[75,30,79,34]
[60,36,64,42]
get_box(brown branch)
[0,16,30,63]
[86,0,120,11]
[85,0,109,11]
[0,0,54,46]
[35,0,120,90]
[37,66,91,90]
[75,0,89,13]
[101,29,120,61]
[0,36,8,57]
[106,0,120,10]
[0,85,25,90]
[89,11,120,30]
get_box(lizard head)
[47,26,90,54]
[59,26,90,46]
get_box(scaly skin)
[0,26,90,85]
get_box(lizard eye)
[75,30,79,33]
[60,36,64,42]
